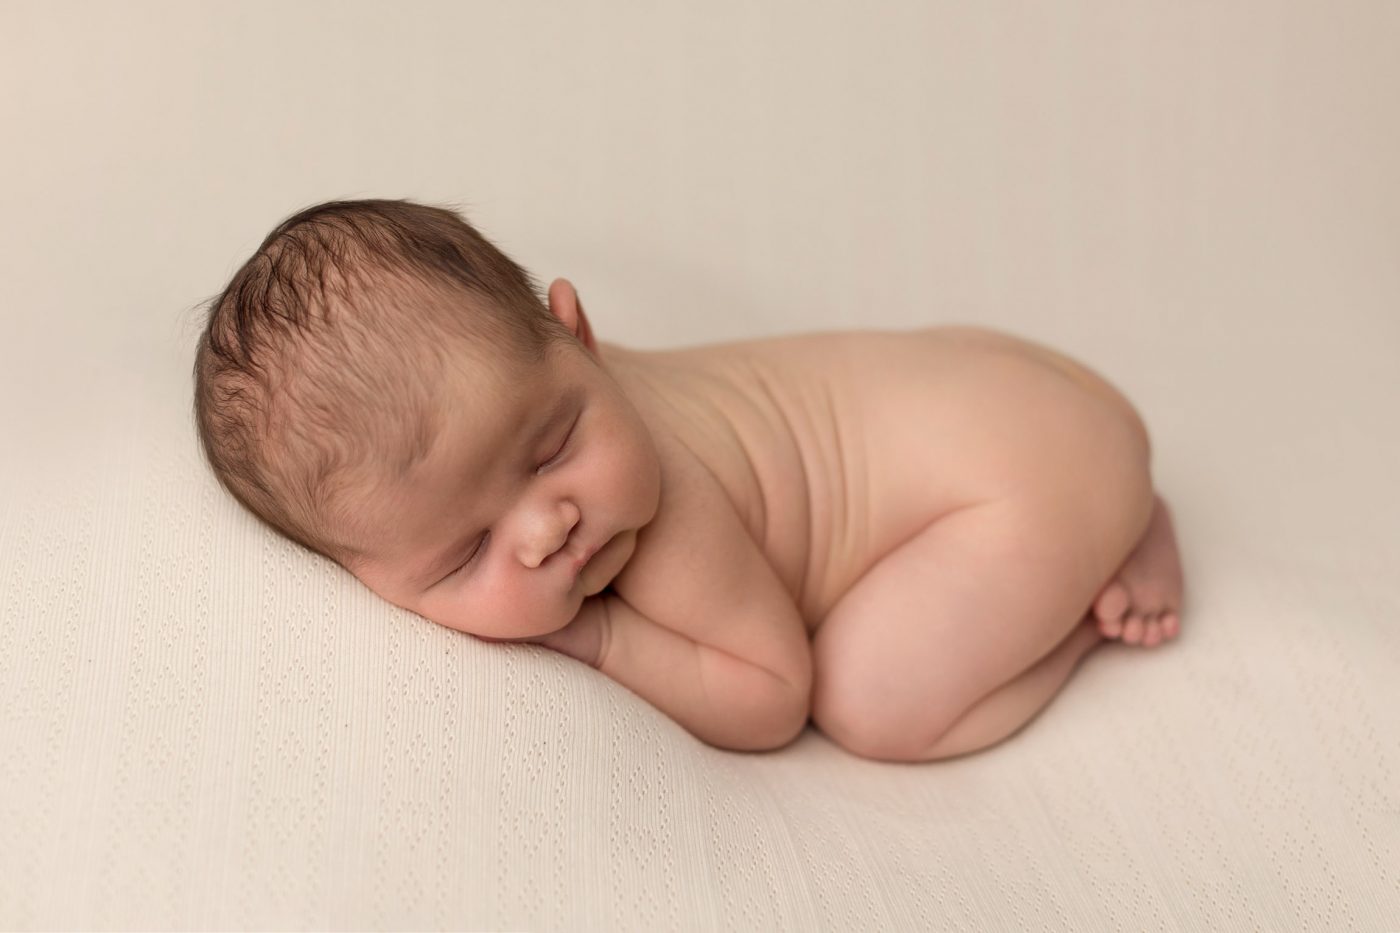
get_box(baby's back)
[606,325,1142,632]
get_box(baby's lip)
[572,537,606,574]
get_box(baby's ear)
[574,293,599,355]
[548,277,599,355]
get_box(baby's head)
[193,198,661,640]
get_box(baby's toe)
[1142,615,1163,647]
[1093,582,1130,632]
[1121,614,1145,645]
[1161,612,1180,640]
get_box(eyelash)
[448,419,577,577]
[537,419,576,473]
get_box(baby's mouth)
[572,534,611,575]
[572,543,599,574]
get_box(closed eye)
[447,532,488,579]
[439,412,579,586]
[536,417,577,473]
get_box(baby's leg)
[915,616,1105,760]
[921,494,1186,760]
[810,416,1155,763]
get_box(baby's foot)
[1090,494,1184,647]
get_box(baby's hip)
[862,326,1152,529]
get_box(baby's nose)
[519,500,581,569]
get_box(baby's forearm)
[587,593,808,752]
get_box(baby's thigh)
[811,367,1156,757]
[809,496,1102,759]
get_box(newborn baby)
[194,198,1184,762]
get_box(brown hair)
[191,197,572,566]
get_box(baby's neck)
[596,340,681,435]
[597,340,658,398]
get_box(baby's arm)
[539,590,807,751]
[614,431,814,751]
[597,589,808,751]
[548,436,812,752]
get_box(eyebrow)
[412,389,579,589]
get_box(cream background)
[2,1,1397,930]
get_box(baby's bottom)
[809,393,1166,763]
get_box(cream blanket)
[2,1,1396,928]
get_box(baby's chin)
[579,564,616,597]
[580,528,636,592]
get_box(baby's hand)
[518,596,608,668]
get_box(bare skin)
[1090,494,1184,647]
[346,277,1186,761]
[587,311,1188,761]
[607,316,1187,762]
